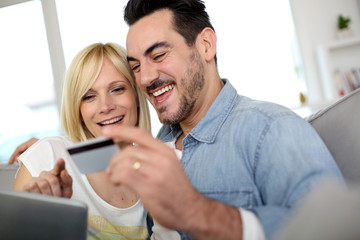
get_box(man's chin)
[158,113,176,125]
[158,115,172,125]
[156,104,184,125]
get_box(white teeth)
[100,116,123,125]
[153,84,174,97]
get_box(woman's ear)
[197,27,217,62]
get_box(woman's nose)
[99,95,115,113]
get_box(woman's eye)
[113,87,125,93]
[82,94,95,101]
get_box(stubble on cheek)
[159,50,205,125]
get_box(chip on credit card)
[67,137,119,174]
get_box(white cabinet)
[316,37,360,101]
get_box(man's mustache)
[146,79,174,92]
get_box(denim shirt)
[157,79,343,240]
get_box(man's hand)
[104,126,243,240]
[23,158,73,198]
[104,126,200,228]
[8,137,38,164]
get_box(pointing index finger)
[51,158,66,176]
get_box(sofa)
[306,88,360,184]
[276,88,360,240]
[0,162,18,191]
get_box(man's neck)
[175,131,184,150]
[176,78,224,149]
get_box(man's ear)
[197,27,217,62]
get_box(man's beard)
[160,49,205,125]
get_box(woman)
[13,43,178,240]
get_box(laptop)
[0,190,88,240]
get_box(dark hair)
[124,0,215,47]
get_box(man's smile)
[152,84,174,97]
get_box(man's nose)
[139,61,159,88]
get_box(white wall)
[290,0,360,104]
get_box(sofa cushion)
[306,88,360,184]
[275,179,360,240]
[0,163,18,190]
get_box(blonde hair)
[61,42,151,142]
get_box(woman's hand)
[23,158,73,198]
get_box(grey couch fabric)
[276,179,360,240]
[306,88,360,184]
[0,163,18,190]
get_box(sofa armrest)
[306,88,360,184]
[0,163,19,190]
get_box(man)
[104,0,344,240]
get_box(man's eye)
[131,64,140,72]
[154,52,166,61]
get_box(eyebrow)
[127,41,171,62]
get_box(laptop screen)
[0,190,88,240]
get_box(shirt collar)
[189,79,238,143]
